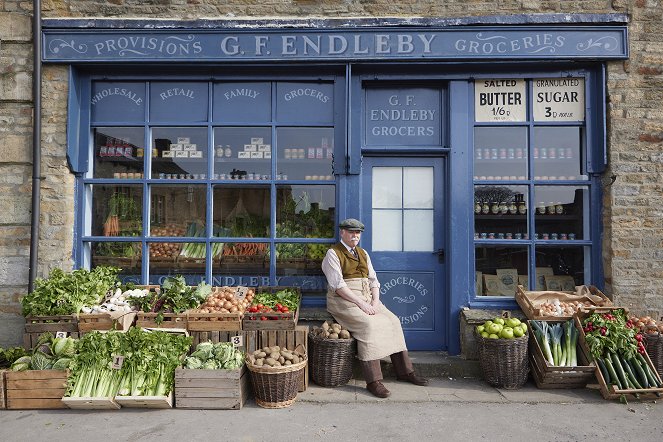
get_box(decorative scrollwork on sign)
[393,295,416,304]
[528,46,556,54]
[475,33,508,41]
[48,39,88,54]
[118,49,149,56]
[577,36,619,52]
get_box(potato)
[285,360,292,366]
[253,349,262,357]
[255,358,264,366]
[271,346,281,353]
[282,351,294,361]
[262,346,271,353]
[323,331,330,338]
[339,330,351,339]
[329,332,339,339]
[291,356,300,364]
[269,351,281,360]
[265,358,277,366]
[322,321,330,331]
[257,351,267,358]
[273,361,282,367]
[332,324,342,333]
[279,356,285,364]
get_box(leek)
[532,321,554,365]
[550,324,563,366]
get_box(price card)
[230,335,244,348]
[475,79,526,122]
[501,310,511,320]
[111,355,125,370]
[235,286,249,300]
[55,331,67,339]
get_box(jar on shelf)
[224,145,232,158]
[536,204,546,215]
[518,201,527,215]
[499,203,508,214]
[481,203,490,214]
[546,203,556,215]
[475,202,482,214]
[555,202,564,215]
[508,202,518,214]
[490,203,500,214]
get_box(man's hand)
[370,298,381,308]
[359,301,376,315]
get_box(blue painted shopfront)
[46,16,628,354]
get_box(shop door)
[361,156,446,350]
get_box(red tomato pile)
[246,303,290,320]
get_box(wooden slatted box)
[175,365,250,409]
[516,285,612,321]
[5,370,68,409]
[23,315,79,350]
[0,369,5,409]
[136,312,187,329]
[256,325,309,392]
[190,330,258,354]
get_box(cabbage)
[37,343,53,357]
[223,352,244,369]
[184,356,203,369]
[202,359,218,370]
[213,342,234,365]
[53,337,76,357]
[197,341,214,353]
[190,348,212,361]
[11,362,29,372]
[52,357,72,370]
[31,351,52,370]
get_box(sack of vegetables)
[475,316,529,389]
[245,344,307,408]
[308,321,356,388]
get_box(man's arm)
[364,251,381,307]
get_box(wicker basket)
[645,333,663,378]
[308,331,356,388]
[246,353,307,409]
[476,333,529,389]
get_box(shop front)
[43,16,628,354]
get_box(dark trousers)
[359,351,414,384]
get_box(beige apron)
[327,278,407,361]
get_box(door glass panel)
[372,209,402,251]
[404,167,433,208]
[533,127,587,181]
[404,210,433,251]
[474,127,528,181]
[372,167,402,208]
[475,245,528,297]
[534,186,588,240]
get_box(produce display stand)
[527,319,596,389]
[5,369,68,409]
[516,285,612,321]
[115,392,174,408]
[62,396,121,410]
[0,369,6,409]
[23,315,79,349]
[78,311,137,335]
[186,312,243,331]
[174,365,250,409]
[242,286,301,331]
[255,325,309,392]
[190,330,258,354]
[136,312,187,329]
[574,309,663,400]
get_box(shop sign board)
[474,79,526,122]
[377,272,434,329]
[213,82,271,122]
[150,82,209,122]
[91,82,145,122]
[533,77,585,122]
[365,88,441,146]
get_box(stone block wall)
[2,1,663,346]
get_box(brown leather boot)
[396,371,429,386]
[366,381,391,398]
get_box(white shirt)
[321,240,380,291]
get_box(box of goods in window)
[186,286,250,332]
[526,319,595,389]
[23,315,80,350]
[243,287,302,331]
[574,308,663,400]
[174,365,250,410]
[5,369,68,409]
[516,285,612,321]
[255,325,309,392]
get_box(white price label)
[533,77,585,122]
[111,355,125,370]
[230,335,243,347]
[235,286,249,300]
[501,310,511,320]
[55,331,67,339]
[475,79,526,122]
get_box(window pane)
[534,246,587,290]
[276,82,334,123]
[372,167,402,208]
[474,127,528,181]
[93,128,145,179]
[213,185,270,237]
[214,127,271,180]
[372,209,402,251]
[276,185,335,238]
[533,127,587,181]
[149,82,209,123]
[91,82,145,123]
[215,242,269,276]
[475,245,528,297]
[276,127,334,181]
[275,242,328,275]
[474,185,528,240]
[89,241,142,275]
[91,185,143,237]
[150,185,206,237]
[213,82,271,123]
[404,210,433,251]
[148,242,206,285]
[404,167,433,208]
[151,127,208,179]
[534,186,588,240]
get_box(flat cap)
[339,218,365,231]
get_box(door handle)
[433,249,445,263]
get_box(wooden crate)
[174,366,250,409]
[186,312,243,331]
[0,369,5,409]
[62,396,121,410]
[5,370,68,409]
[243,286,301,330]
[516,285,612,320]
[23,315,80,350]
[78,311,137,334]
[190,330,258,354]
[574,309,663,400]
[115,392,174,408]
[136,312,187,329]
[256,325,309,392]
[527,319,596,389]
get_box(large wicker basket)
[246,351,307,409]
[645,333,663,378]
[477,333,529,389]
[308,331,356,388]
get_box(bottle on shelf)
[555,202,564,215]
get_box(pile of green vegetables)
[531,320,578,367]
[0,346,30,369]
[582,309,662,396]
[127,275,211,323]
[251,289,299,312]
[66,327,192,398]
[184,341,244,370]
[8,333,77,371]
[21,266,121,316]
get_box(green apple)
[513,326,525,337]
[484,320,494,328]
[476,325,485,334]
[520,322,528,332]
[487,323,502,335]
[493,317,505,326]
[505,318,521,328]
[488,333,499,339]
[499,327,514,339]
[481,331,489,338]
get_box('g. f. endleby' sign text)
[475,79,526,122]
[366,88,441,146]
[533,77,585,122]
[43,27,628,62]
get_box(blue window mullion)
[270,81,277,285]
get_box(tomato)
[281,307,289,313]
[260,316,267,321]
[275,303,282,310]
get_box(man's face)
[340,228,362,247]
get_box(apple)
[493,317,505,326]
[505,318,521,328]
[500,327,514,339]
[488,334,499,339]
[487,323,502,335]
[476,325,485,334]
[484,320,494,328]
[513,326,525,337]
[519,322,528,332]
[481,331,489,338]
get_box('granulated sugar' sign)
[533,77,585,122]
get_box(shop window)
[276,82,334,123]
[474,127,528,180]
[89,241,142,278]
[276,128,334,181]
[90,185,143,237]
[213,185,271,237]
[213,127,271,180]
[93,128,145,179]
[151,127,208,179]
[91,82,146,123]
[534,246,588,290]
[475,245,528,297]
[474,185,528,240]
[148,242,206,285]
[533,127,586,181]
[534,186,588,240]
[149,185,207,237]
[213,82,271,123]
[149,82,209,123]
[276,185,335,238]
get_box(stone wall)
[2,1,663,346]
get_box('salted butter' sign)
[43,27,628,62]
[533,77,585,122]
[475,79,526,122]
